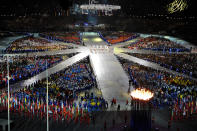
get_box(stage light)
[93,37,102,42]
[113,47,124,54]
[80,0,121,16]
[84,23,88,26]
[83,38,89,41]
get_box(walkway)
[1,48,87,58]
[83,33,130,105]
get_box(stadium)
[0,0,197,131]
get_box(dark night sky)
[0,0,196,16]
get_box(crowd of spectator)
[119,57,197,120]
[125,36,190,52]
[0,55,63,89]
[41,32,81,45]
[100,31,139,45]
[130,53,197,78]
[17,59,97,103]
[6,36,72,53]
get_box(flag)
[171,108,174,120]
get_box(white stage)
[82,33,130,105]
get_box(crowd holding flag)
[0,89,106,124]
[0,60,106,125]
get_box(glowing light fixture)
[93,37,103,42]
[113,47,124,54]
[80,0,121,16]
[131,88,154,101]
[167,0,188,14]
[83,38,89,41]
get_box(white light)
[80,0,121,15]
[80,4,121,10]
[93,37,103,42]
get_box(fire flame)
[130,88,154,101]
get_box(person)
[92,115,95,126]
[117,104,120,111]
[124,115,127,124]
[75,115,79,124]
[112,118,115,127]
[80,115,83,125]
[104,120,107,130]
[152,116,155,124]
[131,98,133,107]
[111,98,114,106]
[126,100,128,105]
[86,113,90,125]
[128,86,131,94]
[105,101,108,109]
[114,98,116,105]
[168,120,171,129]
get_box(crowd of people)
[0,59,107,124]
[0,31,196,130]
[119,57,197,121]
[130,53,197,78]
[100,31,139,45]
[125,36,190,52]
[0,55,63,89]
[49,60,97,94]
[6,36,71,53]
[41,32,81,45]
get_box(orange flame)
[130,88,154,101]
